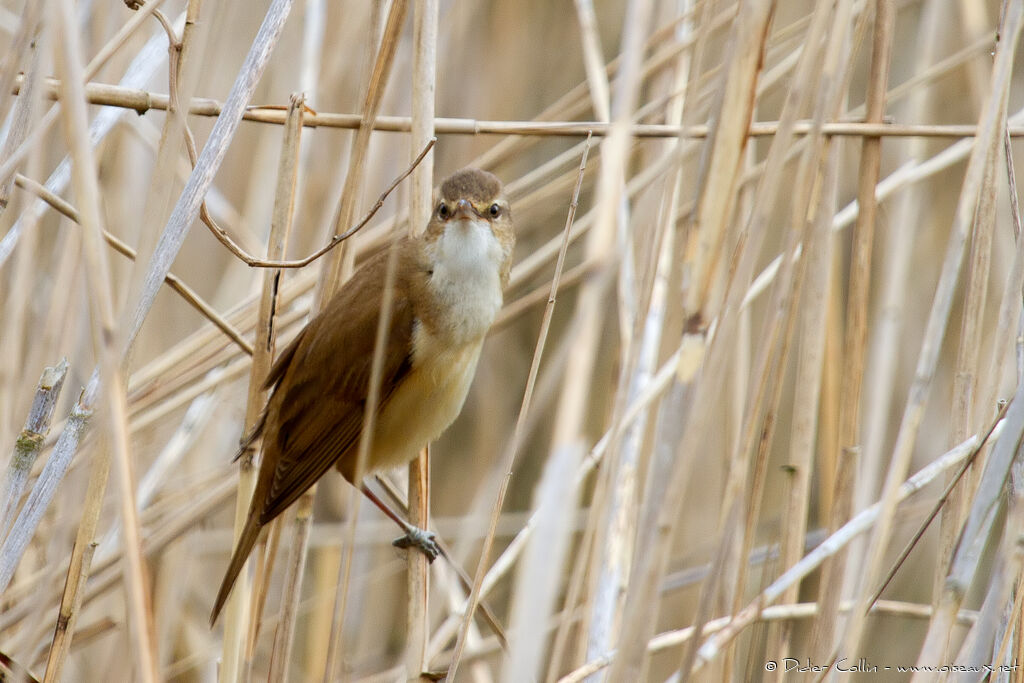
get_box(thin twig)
[11,173,253,355]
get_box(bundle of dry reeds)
[0,0,1021,680]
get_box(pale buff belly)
[367,340,484,473]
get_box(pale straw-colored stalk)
[837,0,1022,666]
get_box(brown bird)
[210,168,514,625]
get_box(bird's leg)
[359,484,440,562]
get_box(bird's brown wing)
[255,249,416,524]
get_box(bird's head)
[425,168,515,286]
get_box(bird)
[210,168,515,625]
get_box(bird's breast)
[421,219,505,345]
[362,219,504,473]
[368,331,484,472]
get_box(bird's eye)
[488,203,502,218]
[437,203,450,219]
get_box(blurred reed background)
[0,0,1021,680]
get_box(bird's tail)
[209,512,262,627]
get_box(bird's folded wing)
[256,249,416,522]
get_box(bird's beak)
[453,198,478,221]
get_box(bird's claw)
[393,527,440,562]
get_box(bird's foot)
[393,526,440,562]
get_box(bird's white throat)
[427,218,505,344]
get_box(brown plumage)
[210,168,514,625]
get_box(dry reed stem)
[558,599,981,683]
[405,0,438,679]
[611,0,775,678]
[0,14,178,271]
[449,136,592,680]
[975,147,1024,474]
[268,501,312,683]
[943,4,1007,614]
[120,0,206,329]
[524,1,649,679]
[577,1,693,671]
[573,0,611,125]
[24,78,1024,140]
[42,462,104,683]
[765,133,838,668]
[0,24,42,212]
[695,418,1005,667]
[573,5,664,670]
[318,0,407,300]
[321,6,409,679]
[0,0,42,168]
[985,462,1024,676]
[942,112,1001,578]
[912,376,1024,670]
[0,394,90,594]
[50,0,161,678]
[2,1,1019,679]
[120,0,293,356]
[805,0,892,658]
[722,5,861,674]
[0,359,68,543]
[0,0,174,196]
[261,95,307,683]
[11,173,253,354]
[216,92,304,682]
[838,0,1022,666]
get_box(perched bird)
[210,168,514,625]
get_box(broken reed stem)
[220,93,304,682]
[43,451,107,683]
[0,359,68,543]
[261,95,307,683]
